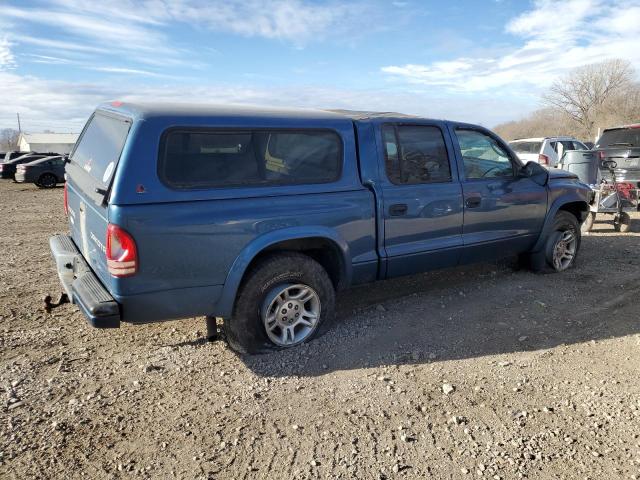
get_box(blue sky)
[1,0,639,132]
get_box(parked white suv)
[508,137,589,168]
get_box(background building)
[17,132,79,154]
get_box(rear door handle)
[389,203,408,216]
[465,196,482,208]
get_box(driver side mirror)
[521,161,549,186]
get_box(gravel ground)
[1,180,640,480]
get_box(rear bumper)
[49,234,120,328]
[14,172,35,183]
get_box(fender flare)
[532,192,589,252]
[214,226,351,318]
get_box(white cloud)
[161,0,367,45]
[89,66,168,77]
[382,60,478,86]
[0,71,532,132]
[382,0,640,93]
[2,0,367,52]
[1,5,175,56]
[2,0,375,78]
[0,37,16,70]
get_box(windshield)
[70,113,131,186]
[595,128,640,148]
[509,141,541,154]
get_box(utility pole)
[16,113,21,133]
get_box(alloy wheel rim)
[261,283,321,347]
[552,229,577,271]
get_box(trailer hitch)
[43,293,69,313]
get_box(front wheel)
[225,253,336,354]
[544,211,581,272]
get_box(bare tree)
[495,59,640,142]
[543,59,635,138]
[0,128,19,151]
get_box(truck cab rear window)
[596,128,640,148]
[71,113,131,186]
[159,129,341,188]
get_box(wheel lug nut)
[288,303,293,308]
[283,317,287,321]
[294,305,299,310]
[282,309,287,314]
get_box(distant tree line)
[494,59,640,142]
[0,128,19,152]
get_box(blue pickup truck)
[49,103,590,353]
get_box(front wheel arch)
[531,198,588,253]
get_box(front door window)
[456,129,514,179]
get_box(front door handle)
[465,196,482,208]
[389,203,408,216]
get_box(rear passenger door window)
[159,129,342,189]
[382,125,452,184]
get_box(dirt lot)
[1,180,640,480]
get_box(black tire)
[225,252,336,354]
[545,211,581,272]
[37,173,57,189]
[614,212,631,233]
[528,211,581,273]
[581,211,595,233]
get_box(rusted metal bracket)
[43,293,69,313]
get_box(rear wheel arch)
[216,232,351,318]
[257,237,347,290]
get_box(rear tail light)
[106,224,138,277]
[538,154,549,165]
[598,151,605,160]
[63,183,69,215]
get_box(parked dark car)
[2,151,30,161]
[0,153,52,179]
[594,124,640,185]
[15,155,66,188]
[49,102,590,354]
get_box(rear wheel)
[225,252,336,354]
[37,173,57,188]
[614,212,631,233]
